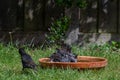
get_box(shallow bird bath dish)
[39,56,107,69]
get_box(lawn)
[0,43,120,80]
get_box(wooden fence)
[0,0,120,33]
[80,0,120,33]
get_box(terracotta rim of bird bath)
[39,56,107,69]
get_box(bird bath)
[39,56,107,69]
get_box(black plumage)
[50,44,77,62]
[19,48,37,70]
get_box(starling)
[19,48,37,70]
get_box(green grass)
[0,43,120,80]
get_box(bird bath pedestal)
[39,56,107,69]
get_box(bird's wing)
[22,54,35,64]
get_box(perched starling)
[19,48,37,70]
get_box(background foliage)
[46,16,70,45]
[54,0,87,8]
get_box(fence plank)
[17,0,24,30]
[98,0,117,33]
[24,0,44,31]
[45,1,64,30]
[118,0,120,33]
[80,0,98,33]
[0,0,17,31]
